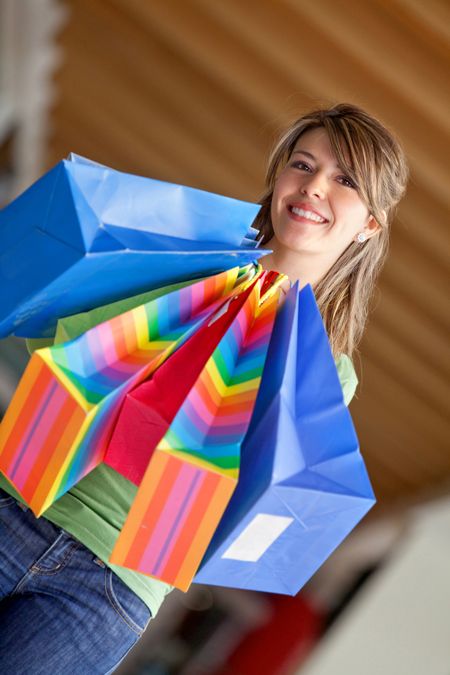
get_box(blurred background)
[0,1,449,673]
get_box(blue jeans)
[0,488,152,674]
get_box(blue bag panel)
[1,162,62,251]
[195,490,295,593]
[65,160,261,248]
[195,481,374,595]
[66,154,264,249]
[87,226,262,253]
[0,163,84,329]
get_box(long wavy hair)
[254,103,409,357]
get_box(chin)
[279,232,319,253]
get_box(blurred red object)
[212,592,324,675]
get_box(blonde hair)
[254,103,409,357]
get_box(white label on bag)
[221,514,294,562]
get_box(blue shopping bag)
[0,155,266,338]
[194,284,376,595]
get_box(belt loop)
[93,557,106,568]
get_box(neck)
[260,237,333,288]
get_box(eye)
[291,160,313,172]
[337,175,357,189]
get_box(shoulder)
[335,353,358,406]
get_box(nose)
[300,172,327,199]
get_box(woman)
[0,103,408,673]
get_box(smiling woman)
[257,103,409,357]
[268,127,380,280]
[0,102,409,675]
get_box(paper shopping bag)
[194,283,376,595]
[0,155,267,338]
[104,284,258,485]
[0,268,241,516]
[109,277,280,591]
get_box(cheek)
[270,184,284,231]
[271,172,295,217]
[335,197,370,231]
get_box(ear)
[364,213,383,239]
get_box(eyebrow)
[292,150,316,160]
[292,149,341,170]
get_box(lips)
[287,202,328,224]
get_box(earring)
[356,232,367,243]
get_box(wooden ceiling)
[46,0,450,516]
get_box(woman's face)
[270,127,379,259]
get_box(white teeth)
[291,207,326,223]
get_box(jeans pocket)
[104,568,152,637]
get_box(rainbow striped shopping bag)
[0,268,242,516]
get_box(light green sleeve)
[335,353,358,406]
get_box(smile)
[288,206,327,223]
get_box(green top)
[336,353,358,406]
[0,299,358,615]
